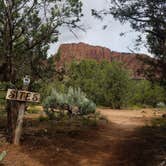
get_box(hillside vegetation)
[40,60,166,109]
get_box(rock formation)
[55,42,151,79]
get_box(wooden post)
[13,102,26,145]
[6,100,19,143]
[6,75,40,144]
[13,75,30,145]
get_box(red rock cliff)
[55,42,150,79]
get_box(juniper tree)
[0,0,83,142]
[68,60,131,109]
[0,0,83,82]
[92,0,166,86]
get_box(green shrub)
[0,82,8,90]
[38,115,49,122]
[40,80,67,102]
[151,118,166,128]
[0,110,6,117]
[43,87,96,119]
[41,60,166,109]
[130,80,166,107]
[0,90,6,107]
[0,151,7,161]
[27,106,40,114]
[156,102,166,108]
[68,60,131,109]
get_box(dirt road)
[99,108,163,127]
[0,109,166,166]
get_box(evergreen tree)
[0,0,82,83]
[68,60,131,109]
[0,0,83,143]
[92,0,166,86]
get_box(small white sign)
[23,75,30,86]
[6,89,40,103]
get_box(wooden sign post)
[6,89,40,103]
[6,76,40,145]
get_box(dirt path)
[98,108,163,127]
[97,109,166,166]
[0,109,166,166]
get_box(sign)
[6,89,40,103]
[23,75,30,86]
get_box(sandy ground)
[98,108,163,127]
[0,108,166,166]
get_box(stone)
[55,42,152,79]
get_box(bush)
[41,60,166,109]
[67,60,131,109]
[156,102,166,108]
[27,106,40,114]
[39,80,67,102]
[151,118,166,128]
[43,87,96,119]
[101,62,132,108]
[130,80,166,107]
[38,115,49,122]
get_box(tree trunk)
[3,0,25,144]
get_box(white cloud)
[48,0,149,56]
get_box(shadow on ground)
[0,116,166,166]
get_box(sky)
[48,0,149,56]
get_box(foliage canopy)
[41,59,166,109]
[67,60,131,109]
[0,0,83,85]
[92,0,166,86]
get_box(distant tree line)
[41,60,166,109]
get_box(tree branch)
[14,0,36,27]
